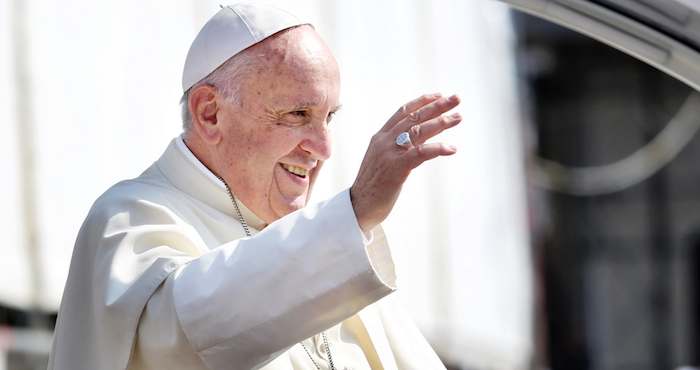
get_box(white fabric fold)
[173,190,395,369]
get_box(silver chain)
[216,175,336,370]
[216,175,252,237]
[299,332,336,370]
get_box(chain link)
[299,341,321,370]
[322,332,336,370]
[216,175,252,237]
[299,333,336,370]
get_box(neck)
[182,132,269,229]
[182,132,219,177]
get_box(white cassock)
[47,136,446,370]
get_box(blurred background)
[1,0,700,369]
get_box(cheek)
[259,126,302,155]
[244,128,301,170]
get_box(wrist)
[349,186,376,233]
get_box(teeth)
[281,164,309,177]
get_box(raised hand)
[350,93,462,232]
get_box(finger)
[406,142,457,169]
[409,112,462,145]
[395,94,460,134]
[381,93,442,132]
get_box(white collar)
[175,135,226,190]
[165,136,266,230]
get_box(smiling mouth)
[280,163,309,178]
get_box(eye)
[289,110,308,118]
[277,110,310,126]
[327,111,337,124]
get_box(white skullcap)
[182,3,308,93]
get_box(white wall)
[0,0,32,308]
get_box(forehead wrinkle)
[235,27,339,113]
[267,96,326,111]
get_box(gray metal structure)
[499,0,700,89]
[499,0,700,195]
[500,1,700,369]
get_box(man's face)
[215,26,341,224]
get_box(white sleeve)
[131,189,396,370]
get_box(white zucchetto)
[182,3,308,92]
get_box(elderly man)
[48,3,461,370]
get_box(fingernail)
[451,113,462,119]
[449,94,460,102]
[448,145,457,152]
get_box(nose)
[299,123,332,161]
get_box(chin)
[272,197,308,219]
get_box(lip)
[279,162,316,172]
[278,163,310,186]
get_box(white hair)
[180,50,258,132]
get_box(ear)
[189,84,221,145]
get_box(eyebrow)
[286,103,343,112]
[266,104,343,119]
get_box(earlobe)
[189,85,221,144]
